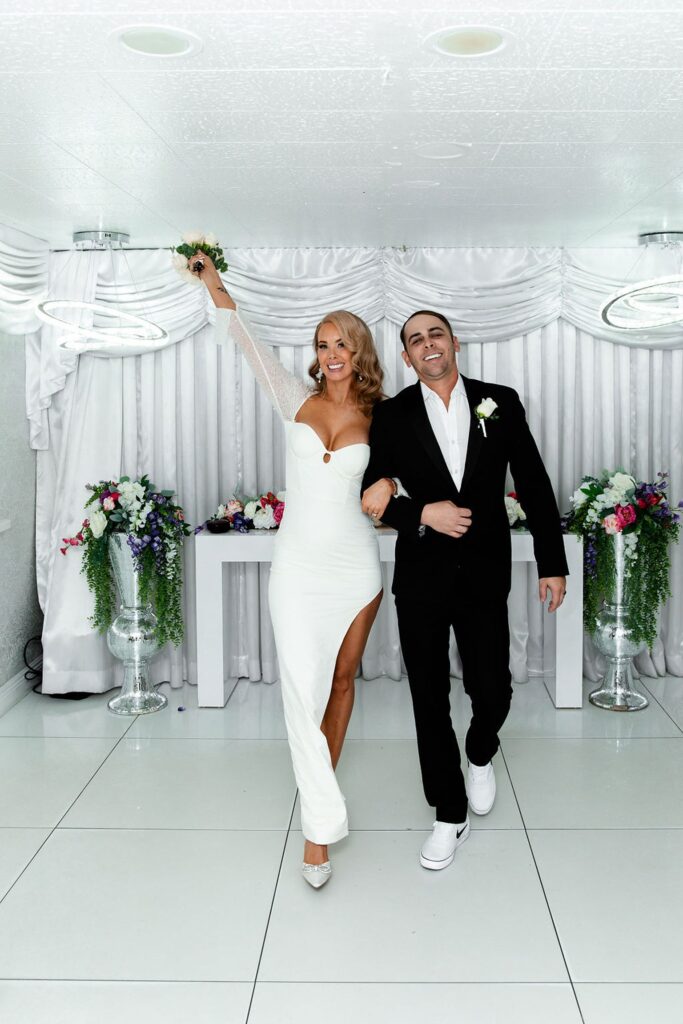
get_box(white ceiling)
[2,0,683,248]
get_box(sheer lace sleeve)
[215,307,311,422]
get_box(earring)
[357,373,364,382]
[316,369,323,381]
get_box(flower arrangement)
[505,491,527,529]
[61,476,191,646]
[564,470,682,648]
[195,491,286,534]
[171,231,228,285]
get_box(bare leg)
[304,589,383,866]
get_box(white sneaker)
[466,760,496,815]
[419,818,470,870]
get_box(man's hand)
[539,576,566,612]
[421,501,472,539]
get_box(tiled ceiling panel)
[0,1,682,247]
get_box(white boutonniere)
[475,397,498,437]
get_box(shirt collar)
[420,373,466,405]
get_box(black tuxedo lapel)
[407,382,457,495]
[459,375,485,494]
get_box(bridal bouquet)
[171,231,228,285]
[505,491,527,529]
[564,470,682,646]
[61,476,191,645]
[195,491,286,534]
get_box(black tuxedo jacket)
[362,376,569,599]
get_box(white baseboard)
[0,660,41,717]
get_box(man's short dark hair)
[400,310,454,349]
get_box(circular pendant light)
[36,299,169,354]
[35,231,169,356]
[600,232,683,330]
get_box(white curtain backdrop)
[1,231,680,693]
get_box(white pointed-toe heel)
[301,861,332,889]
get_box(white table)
[195,528,584,709]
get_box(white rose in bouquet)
[171,251,201,286]
[504,494,526,527]
[182,230,204,245]
[89,509,108,539]
[118,480,145,511]
[570,486,589,508]
[244,500,259,520]
[611,472,636,494]
[253,505,277,529]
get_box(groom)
[362,310,568,870]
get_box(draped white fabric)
[0,224,48,336]
[5,239,679,693]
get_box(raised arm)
[193,250,309,422]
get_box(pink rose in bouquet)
[615,503,637,529]
[603,513,622,534]
[273,501,285,526]
[226,499,244,515]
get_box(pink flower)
[603,514,622,535]
[103,497,115,511]
[273,502,285,526]
[60,546,68,555]
[615,503,636,528]
[646,493,661,506]
[226,499,243,515]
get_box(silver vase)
[106,533,167,716]
[590,532,649,711]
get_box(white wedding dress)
[216,308,382,843]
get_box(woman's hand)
[191,250,235,309]
[361,478,396,522]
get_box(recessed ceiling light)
[416,143,472,160]
[113,24,203,58]
[425,25,511,59]
[394,180,440,189]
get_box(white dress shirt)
[420,375,471,490]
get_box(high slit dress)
[216,308,382,844]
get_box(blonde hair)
[308,310,384,417]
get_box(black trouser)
[395,592,512,824]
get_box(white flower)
[118,481,145,511]
[610,472,636,494]
[203,232,218,247]
[476,397,498,419]
[182,230,204,245]
[89,509,108,539]
[253,505,276,529]
[244,500,258,520]
[171,251,201,286]
[505,495,526,526]
[217,504,228,519]
[570,487,589,508]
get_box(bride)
[193,252,394,887]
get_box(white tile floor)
[0,674,682,1023]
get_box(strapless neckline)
[292,419,370,455]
